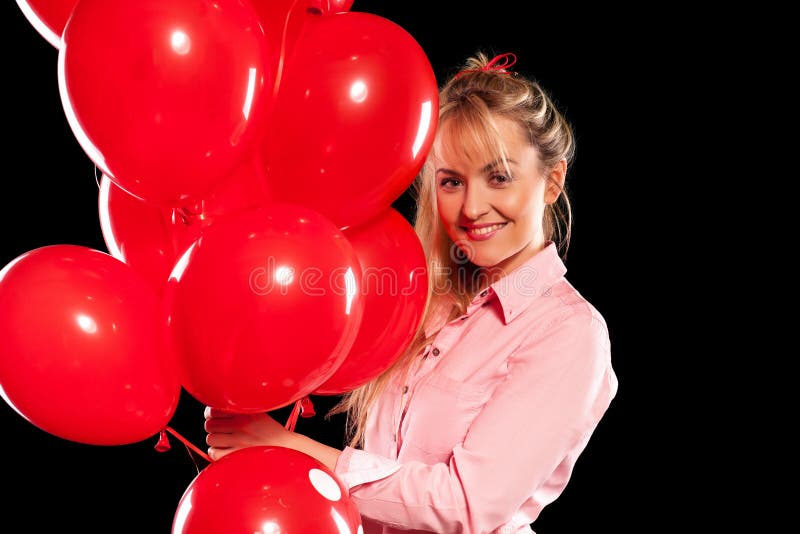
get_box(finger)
[206,433,233,448]
[208,446,233,462]
[204,418,234,433]
[204,406,236,419]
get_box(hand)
[204,406,292,461]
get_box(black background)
[1,1,682,532]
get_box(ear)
[544,158,567,204]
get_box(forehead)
[434,114,530,168]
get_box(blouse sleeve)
[334,311,618,533]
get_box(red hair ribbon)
[455,52,517,79]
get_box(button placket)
[431,319,461,358]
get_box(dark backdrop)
[1,1,675,531]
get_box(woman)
[204,52,618,533]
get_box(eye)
[439,177,462,190]
[489,174,513,186]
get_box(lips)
[461,222,507,241]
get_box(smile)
[462,223,507,241]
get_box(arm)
[204,406,341,472]
[339,312,618,532]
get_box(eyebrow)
[435,158,518,175]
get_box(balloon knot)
[299,395,316,418]
[154,428,171,452]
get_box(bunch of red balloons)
[4,0,437,531]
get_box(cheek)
[436,199,465,246]
[436,194,458,225]
[501,187,545,223]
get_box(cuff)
[334,446,402,490]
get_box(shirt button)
[432,347,440,356]
[402,385,409,394]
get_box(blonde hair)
[328,52,576,448]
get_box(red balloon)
[166,203,364,413]
[15,0,78,49]
[315,208,428,394]
[258,11,438,229]
[323,0,355,13]
[173,446,362,533]
[306,0,355,15]
[59,0,273,206]
[250,0,318,105]
[172,157,273,230]
[0,245,180,446]
[100,158,272,290]
[250,0,355,98]
[99,174,197,291]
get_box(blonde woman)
[204,52,619,533]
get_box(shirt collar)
[484,241,567,324]
[426,242,567,335]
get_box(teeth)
[471,223,505,235]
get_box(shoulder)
[537,277,608,336]
[513,279,611,365]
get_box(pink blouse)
[334,242,618,533]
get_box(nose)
[461,182,489,220]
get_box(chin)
[469,254,503,269]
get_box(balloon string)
[164,425,213,463]
[284,395,315,432]
[285,398,303,432]
[272,0,302,102]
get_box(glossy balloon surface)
[0,245,180,445]
[173,446,362,533]
[315,208,427,394]
[59,0,272,205]
[166,203,364,412]
[260,11,438,228]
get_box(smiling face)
[435,114,562,276]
